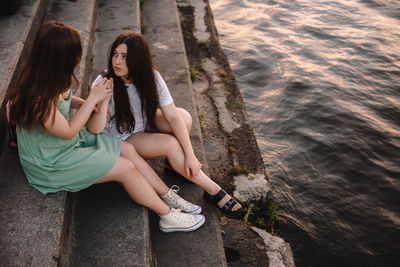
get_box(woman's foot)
[159,208,205,233]
[161,185,202,214]
[204,189,242,218]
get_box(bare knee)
[116,160,137,184]
[178,108,192,132]
[120,141,139,158]
[165,135,183,157]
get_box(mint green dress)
[17,92,121,194]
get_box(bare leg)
[119,141,169,195]
[127,133,241,211]
[154,108,192,133]
[96,156,170,215]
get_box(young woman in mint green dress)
[8,21,204,233]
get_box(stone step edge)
[42,0,99,264]
[0,0,51,108]
[141,0,227,265]
[64,0,154,265]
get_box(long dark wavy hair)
[103,33,159,133]
[8,21,82,132]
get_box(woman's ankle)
[157,205,171,216]
[205,185,221,196]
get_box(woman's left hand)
[185,154,202,179]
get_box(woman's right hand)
[89,77,113,103]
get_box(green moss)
[189,66,197,81]
[184,30,194,38]
[123,25,133,30]
[197,40,209,50]
[199,113,205,127]
[229,181,236,191]
[189,65,204,81]
[228,166,249,176]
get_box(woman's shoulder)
[154,69,163,80]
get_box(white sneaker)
[160,185,202,214]
[159,208,205,233]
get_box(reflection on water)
[209,0,400,266]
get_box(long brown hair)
[104,33,159,133]
[8,21,82,132]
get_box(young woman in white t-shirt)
[95,33,242,217]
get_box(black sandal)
[204,189,243,218]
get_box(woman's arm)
[161,102,201,178]
[44,78,112,140]
[70,95,85,109]
[86,97,110,134]
[86,77,113,134]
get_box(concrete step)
[141,0,227,266]
[0,143,72,266]
[66,0,154,266]
[0,0,97,265]
[0,1,66,266]
[0,0,50,108]
[45,0,97,98]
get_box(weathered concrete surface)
[0,0,97,265]
[233,173,271,203]
[0,0,50,108]
[67,1,154,266]
[0,1,66,266]
[67,183,152,267]
[202,57,240,134]
[0,144,69,266]
[221,217,270,266]
[142,0,227,266]
[252,227,295,267]
[88,0,140,95]
[45,0,97,98]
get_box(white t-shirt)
[92,70,173,140]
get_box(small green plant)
[95,28,102,32]
[189,65,203,81]
[266,202,279,225]
[242,205,253,224]
[229,145,238,153]
[123,25,133,30]
[229,181,236,191]
[189,66,197,81]
[184,30,194,38]
[141,24,146,34]
[197,40,209,50]
[199,113,205,127]
[228,166,249,176]
[241,201,281,234]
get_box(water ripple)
[210,0,400,266]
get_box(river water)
[208,0,400,266]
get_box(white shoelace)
[171,185,180,194]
